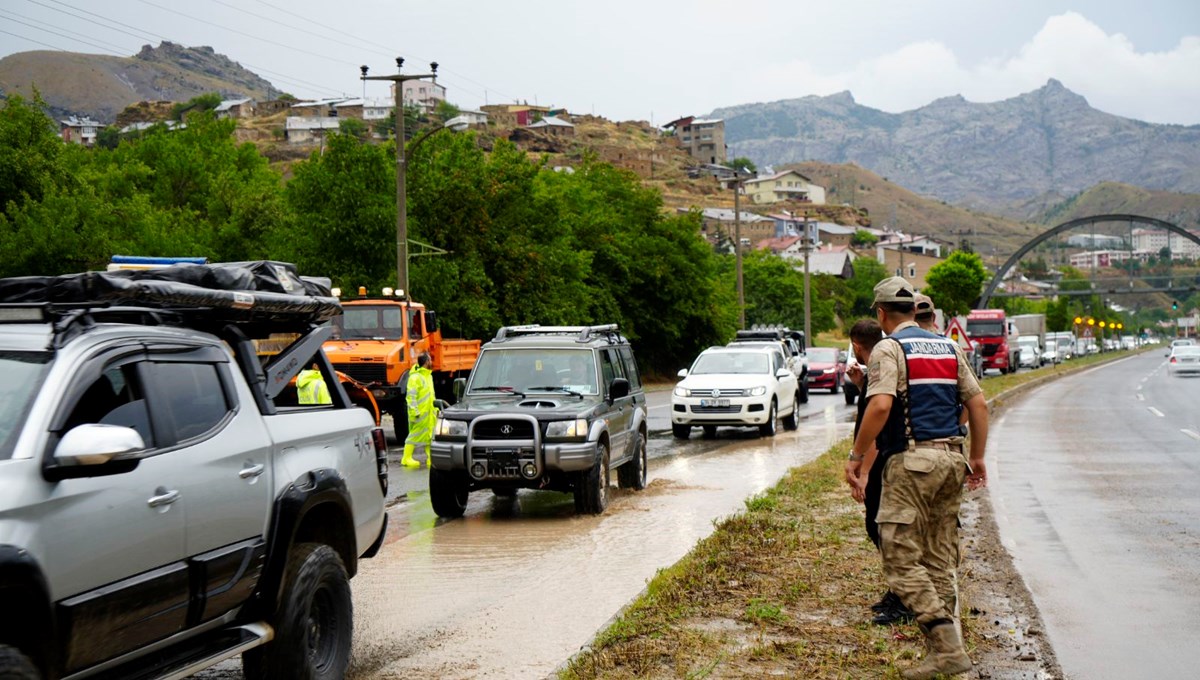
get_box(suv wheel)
[430,467,469,518]
[0,645,38,680]
[243,544,351,680]
[782,395,799,431]
[798,379,809,404]
[759,400,778,437]
[574,442,610,514]
[702,425,717,439]
[618,430,648,490]
[671,424,690,440]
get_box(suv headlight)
[546,418,589,438]
[673,386,688,397]
[435,417,467,437]
[748,385,767,396]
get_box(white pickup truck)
[0,262,387,680]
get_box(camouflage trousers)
[876,444,967,625]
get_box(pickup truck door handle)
[147,488,180,508]
[239,463,266,479]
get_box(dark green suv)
[428,325,648,517]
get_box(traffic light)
[1173,301,1179,311]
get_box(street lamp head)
[445,118,469,133]
[430,61,438,74]
[360,65,369,79]
[395,57,404,71]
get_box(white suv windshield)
[469,348,599,395]
[0,351,52,460]
[692,352,769,375]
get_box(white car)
[1017,336,1043,368]
[1166,338,1196,357]
[672,346,800,439]
[1168,346,1200,376]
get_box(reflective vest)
[878,325,962,458]
[297,369,331,405]
[406,365,435,445]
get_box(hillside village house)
[526,116,575,137]
[872,243,941,289]
[663,116,726,165]
[742,170,827,205]
[687,208,775,245]
[756,238,857,278]
[455,109,489,126]
[289,98,348,117]
[214,98,255,119]
[119,121,185,134]
[285,117,340,144]
[480,104,561,127]
[332,98,392,121]
[60,116,100,146]
[397,80,446,114]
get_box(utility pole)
[734,177,745,329]
[802,218,813,341]
[361,58,437,297]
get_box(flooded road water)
[348,413,851,679]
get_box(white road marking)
[1182,429,1200,441]
[1136,393,1145,401]
[1148,407,1165,418]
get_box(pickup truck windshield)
[469,348,598,396]
[0,351,52,460]
[333,306,404,340]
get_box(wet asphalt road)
[989,351,1200,680]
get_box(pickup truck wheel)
[0,645,38,680]
[671,424,690,440]
[617,431,647,490]
[242,543,351,680]
[759,400,778,437]
[782,395,799,431]
[574,442,609,515]
[430,468,469,518]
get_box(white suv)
[671,346,800,439]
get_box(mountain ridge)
[713,81,1200,216]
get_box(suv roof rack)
[493,324,621,343]
[733,329,784,341]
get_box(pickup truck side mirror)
[608,377,630,401]
[47,424,144,480]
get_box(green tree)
[850,229,878,247]
[434,100,461,122]
[727,156,756,173]
[171,92,222,121]
[0,93,68,208]
[923,251,988,316]
[338,117,369,140]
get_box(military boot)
[400,444,420,468]
[901,620,972,680]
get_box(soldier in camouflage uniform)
[850,277,989,680]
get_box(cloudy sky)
[1,0,1198,125]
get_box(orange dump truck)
[322,296,480,441]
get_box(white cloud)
[741,12,1200,125]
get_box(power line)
[29,0,162,43]
[0,28,75,54]
[0,8,134,55]
[0,14,128,56]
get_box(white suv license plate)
[700,398,730,407]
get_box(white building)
[1131,228,1200,260]
[332,98,393,120]
[285,116,341,144]
[742,170,827,205]
[396,80,446,114]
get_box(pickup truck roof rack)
[493,324,622,344]
[0,261,340,343]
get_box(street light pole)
[361,58,437,297]
[802,218,812,342]
[734,178,745,329]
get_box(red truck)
[967,309,1020,374]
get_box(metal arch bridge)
[977,214,1200,309]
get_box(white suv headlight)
[435,417,467,437]
[545,418,589,438]
[673,386,688,397]
[748,385,767,396]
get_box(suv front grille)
[474,419,535,440]
[333,363,387,384]
[688,388,747,398]
[691,404,743,414]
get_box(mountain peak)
[824,90,856,105]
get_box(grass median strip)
[562,348,1151,680]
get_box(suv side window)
[62,362,155,447]
[600,349,619,391]
[618,347,641,390]
[147,362,232,442]
[772,351,785,374]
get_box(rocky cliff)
[714,81,1200,216]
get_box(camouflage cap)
[914,293,934,314]
[872,276,915,305]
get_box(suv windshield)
[469,348,599,395]
[0,351,52,460]
[692,351,769,375]
[332,305,404,340]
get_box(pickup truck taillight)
[371,427,388,494]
